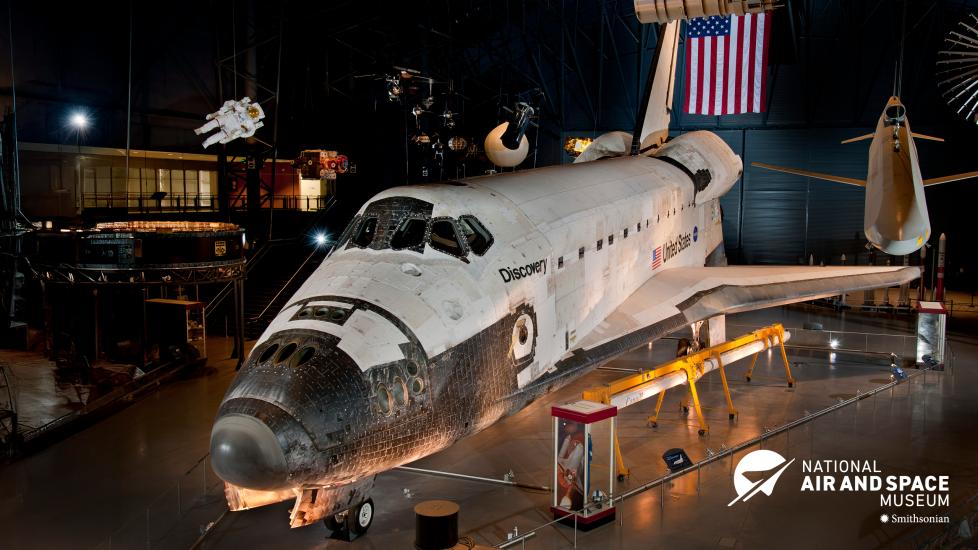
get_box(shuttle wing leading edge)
[528,265,918,394]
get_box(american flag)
[684,13,771,115]
[651,246,662,269]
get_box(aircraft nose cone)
[210,414,288,491]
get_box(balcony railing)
[80,193,334,213]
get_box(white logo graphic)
[728,450,796,507]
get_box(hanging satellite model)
[484,102,533,167]
[937,13,978,123]
[298,150,349,181]
[194,97,265,148]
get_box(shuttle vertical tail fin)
[631,20,681,155]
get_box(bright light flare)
[829,338,840,349]
[70,112,89,129]
[314,233,327,246]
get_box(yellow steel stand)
[582,323,791,479]
[647,390,667,427]
[682,361,709,436]
[775,325,796,387]
[745,352,759,382]
[744,326,795,387]
[715,352,738,420]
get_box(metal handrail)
[203,238,278,319]
[251,246,324,322]
[202,194,339,320]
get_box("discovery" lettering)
[499,259,547,283]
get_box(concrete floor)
[1,307,975,549]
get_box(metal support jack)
[582,323,793,478]
[744,325,795,388]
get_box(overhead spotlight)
[70,111,89,129]
[447,136,467,151]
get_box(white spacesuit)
[194,97,266,148]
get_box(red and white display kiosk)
[551,400,617,530]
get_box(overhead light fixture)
[70,111,89,129]
[412,132,430,145]
[314,233,327,246]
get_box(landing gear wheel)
[617,473,626,482]
[788,382,794,388]
[745,376,751,383]
[681,406,689,416]
[323,513,344,532]
[650,421,658,428]
[347,498,374,536]
[728,413,736,420]
[697,429,706,436]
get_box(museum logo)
[728,450,795,506]
[727,453,952,523]
[499,258,547,284]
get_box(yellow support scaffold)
[582,323,794,480]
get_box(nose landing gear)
[325,498,375,540]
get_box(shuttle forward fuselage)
[210,132,740,516]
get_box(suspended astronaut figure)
[194,97,266,148]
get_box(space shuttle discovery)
[209,4,918,533]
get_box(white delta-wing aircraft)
[753,95,978,256]
[209,18,918,533]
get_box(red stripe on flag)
[747,14,758,113]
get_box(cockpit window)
[458,216,493,256]
[429,219,465,257]
[391,218,428,250]
[337,215,360,248]
[351,217,378,247]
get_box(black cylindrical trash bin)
[414,500,459,550]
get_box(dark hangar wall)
[0,1,976,273]
[657,0,978,273]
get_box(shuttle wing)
[530,265,918,392]
[752,162,865,187]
